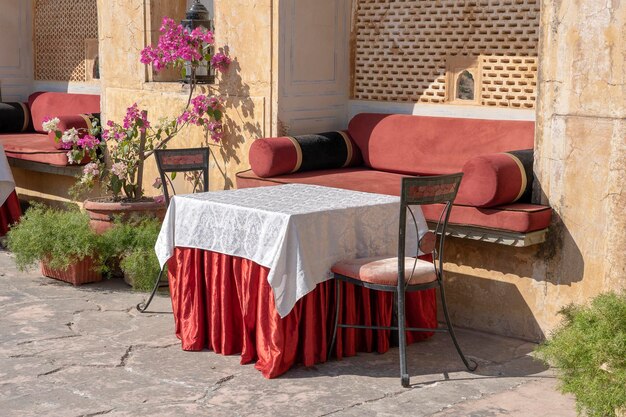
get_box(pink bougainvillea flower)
[210,53,231,73]
[207,120,224,143]
[77,134,100,150]
[123,103,150,132]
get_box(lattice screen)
[34,0,99,81]
[353,0,540,108]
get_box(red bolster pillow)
[456,149,534,208]
[47,114,98,150]
[249,131,362,178]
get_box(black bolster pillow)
[0,102,31,133]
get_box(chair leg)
[136,268,165,313]
[398,287,410,387]
[439,283,478,372]
[328,279,341,359]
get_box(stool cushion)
[331,256,436,286]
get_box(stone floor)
[0,249,577,417]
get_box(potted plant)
[99,215,162,290]
[536,292,626,417]
[44,16,231,233]
[6,204,103,285]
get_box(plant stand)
[40,256,102,286]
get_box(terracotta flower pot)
[83,197,166,234]
[40,256,102,286]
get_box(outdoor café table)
[155,183,437,378]
[0,145,21,236]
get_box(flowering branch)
[43,16,232,202]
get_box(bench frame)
[428,222,548,247]
[7,157,83,177]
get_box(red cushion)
[421,203,552,234]
[249,131,362,178]
[250,137,299,177]
[29,92,100,133]
[457,150,532,207]
[47,114,92,150]
[238,167,411,195]
[331,256,436,286]
[347,113,535,175]
[0,133,72,166]
[236,169,552,233]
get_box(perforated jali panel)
[34,0,98,81]
[353,0,540,108]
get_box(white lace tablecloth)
[0,146,16,206]
[155,183,428,317]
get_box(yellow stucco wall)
[96,0,276,195]
[444,0,626,341]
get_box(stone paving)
[0,249,577,417]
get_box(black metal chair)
[136,147,210,313]
[329,173,477,387]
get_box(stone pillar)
[535,1,625,299]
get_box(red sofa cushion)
[239,167,410,195]
[0,133,72,166]
[457,149,534,207]
[29,92,100,133]
[249,131,362,178]
[46,114,94,150]
[348,113,535,175]
[236,169,551,233]
[421,203,552,234]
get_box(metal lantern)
[182,0,215,84]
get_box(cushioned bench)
[236,113,552,247]
[0,92,100,174]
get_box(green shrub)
[7,204,103,271]
[101,216,162,291]
[536,292,626,417]
[7,205,162,292]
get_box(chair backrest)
[154,148,210,206]
[398,173,463,285]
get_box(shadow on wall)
[446,211,584,286]
[442,209,584,341]
[443,274,546,341]
[202,54,263,190]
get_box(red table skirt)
[168,247,437,378]
[0,191,21,237]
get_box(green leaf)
[111,176,123,196]
[213,110,223,121]
[171,172,177,180]
[181,66,187,79]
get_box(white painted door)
[0,0,33,102]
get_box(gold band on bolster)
[506,153,528,202]
[338,131,353,167]
[18,102,30,132]
[286,136,303,173]
[79,113,92,128]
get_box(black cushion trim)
[289,131,350,173]
[505,149,534,203]
[0,102,30,133]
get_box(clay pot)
[40,256,102,286]
[83,197,166,234]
